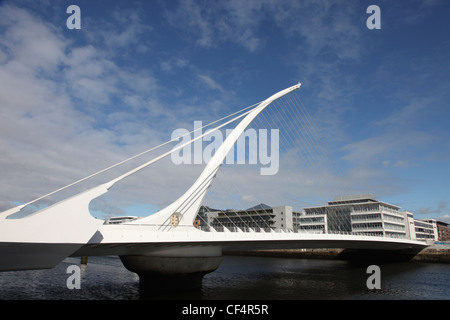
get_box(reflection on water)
[0,255,448,300]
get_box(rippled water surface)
[0,256,449,300]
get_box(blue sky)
[0,0,449,222]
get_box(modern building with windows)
[414,219,439,241]
[400,211,416,240]
[196,204,293,232]
[295,194,408,238]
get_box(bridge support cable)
[198,91,298,234]
[193,89,311,234]
[197,91,303,234]
[199,89,357,236]
[128,84,302,229]
[291,93,357,234]
[283,92,352,234]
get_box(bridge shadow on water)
[137,250,432,300]
[336,247,426,264]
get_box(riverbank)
[224,243,450,263]
[411,243,450,263]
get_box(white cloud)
[161,57,189,73]
[83,7,152,53]
[163,0,267,52]
[164,0,363,56]
[0,5,168,213]
[0,5,66,72]
[375,97,434,129]
[197,75,225,93]
[342,129,433,167]
[437,215,450,224]
[419,201,447,215]
[164,0,214,47]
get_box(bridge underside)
[0,235,427,272]
[72,238,426,257]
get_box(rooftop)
[332,194,375,202]
[303,195,401,210]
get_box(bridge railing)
[119,221,412,241]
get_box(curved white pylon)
[131,83,302,229]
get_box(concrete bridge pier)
[119,245,223,292]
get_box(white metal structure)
[0,84,427,275]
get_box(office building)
[296,194,408,238]
[196,204,293,232]
[414,219,439,241]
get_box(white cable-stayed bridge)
[0,84,427,289]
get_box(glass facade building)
[295,195,409,238]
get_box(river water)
[0,255,449,300]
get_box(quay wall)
[224,243,450,263]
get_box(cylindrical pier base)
[119,245,223,292]
[120,255,223,291]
